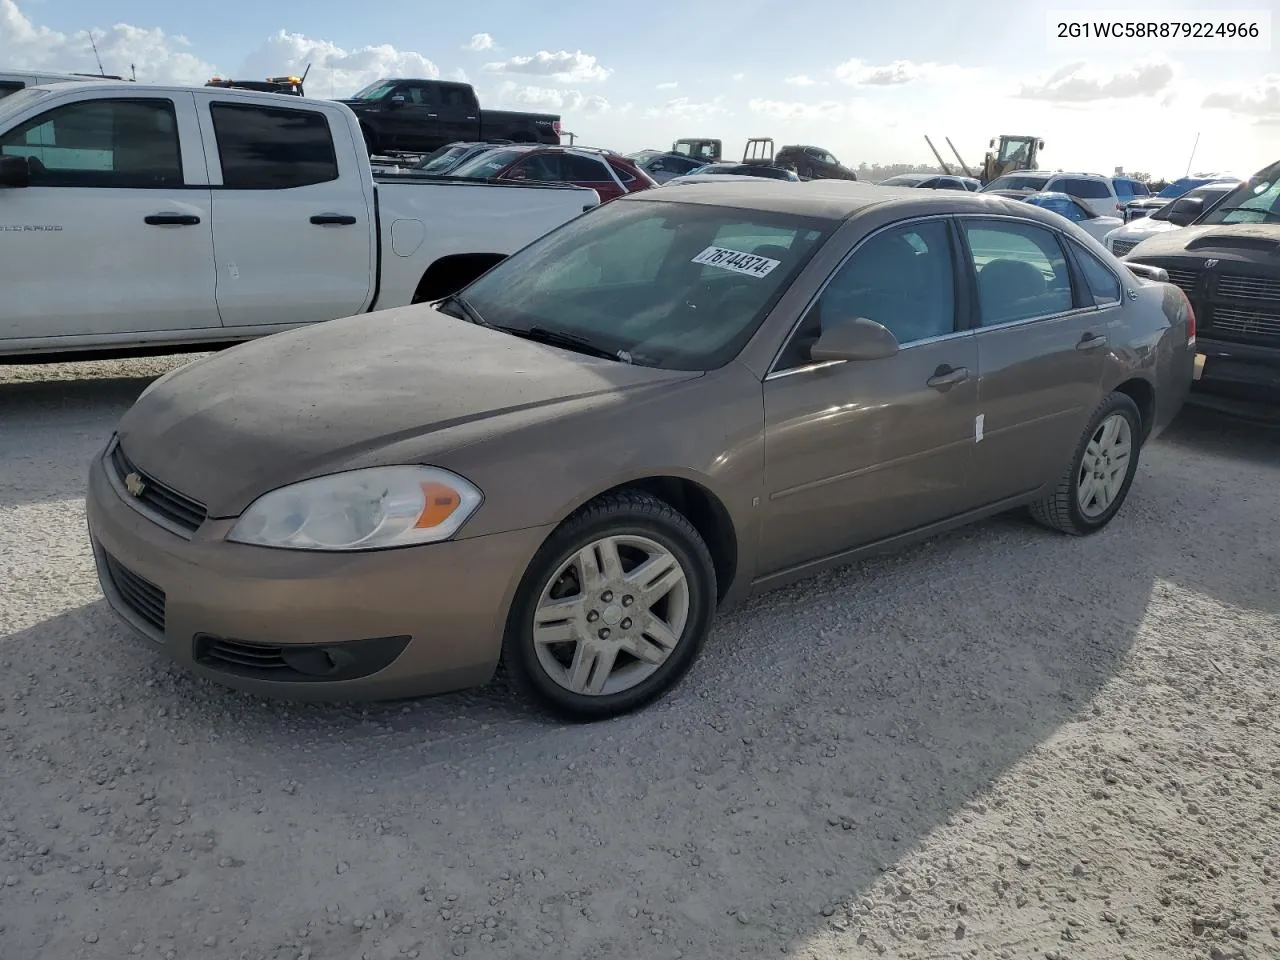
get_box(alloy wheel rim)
[532,535,690,697]
[1077,413,1132,519]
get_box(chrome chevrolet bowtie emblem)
[124,471,146,497]
[1204,258,1219,268]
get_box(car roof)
[627,177,1078,225]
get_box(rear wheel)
[502,491,717,721]
[1029,392,1142,535]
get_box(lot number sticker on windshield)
[692,245,781,278]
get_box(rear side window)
[1070,241,1122,304]
[962,220,1074,325]
[1056,177,1111,199]
[610,161,636,183]
[561,154,612,181]
[0,97,182,187]
[210,103,338,189]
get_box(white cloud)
[240,30,440,96]
[1015,59,1176,103]
[784,75,820,87]
[448,67,470,83]
[483,50,611,84]
[656,81,678,90]
[1202,75,1280,121]
[835,58,966,86]
[643,96,730,121]
[0,0,214,82]
[749,98,847,122]
[463,33,495,53]
[731,72,745,81]
[491,81,610,116]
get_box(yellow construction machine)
[925,134,1045,185]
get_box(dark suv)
[774,145,858,181]
[1126,159,1280,408]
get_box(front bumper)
[1193,337,1280,405]
[85,450,554,701]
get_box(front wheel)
[1029,391,1142,535]
[501,491,717,721]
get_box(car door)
[0,91,219,342]
[385,82,441,152]
[759,217,980,574]
[432,82,478,146]
[958,217,1110,503]
[200,98,374,328]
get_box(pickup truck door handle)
[1076,332,1108,351]
[926,364,970,389]
[144,213,200,226]
[309,214,358,226]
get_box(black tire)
[1029,391,1143,536]
[501,490,717,721]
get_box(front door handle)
[310,214,358,226]
[1077,332,1108,351]
[926,364,970,389]
[144,213,200,226]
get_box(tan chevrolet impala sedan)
[86,180,1196,720]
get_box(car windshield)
[1156,178,1201,199]
[349,81,397,100]
[455,199,832,371]
[451,149,525,178]
[982,175,1049,192]
[1197,162,1280,225]
[416,145,472,173]
[1149,184,1234,222]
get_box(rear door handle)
[1077,332,1108,350]
[927,364,970,389]
[310,214,358,226]
[144,213,200,226]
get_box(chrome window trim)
[764,328,977,381]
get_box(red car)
[449,145,656,202]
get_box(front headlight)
[227,466,483,551]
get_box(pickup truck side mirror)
[389,95,406,108]
[0,154,30,188]
[1165,196,1203,226]
[809,316,900,363]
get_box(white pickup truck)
[0,81,600,359]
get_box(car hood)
[117,308,695,518]
[1123,222,1280,260]
[1111,218,1180,241]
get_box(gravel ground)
[1,356,1277,960]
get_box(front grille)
[1216,274,1280,302]
[109,440,207,535]
[1111,238,1139,256]
[1163,268,1200,296]
[102,551,166,633]
[1209,306,1280,340]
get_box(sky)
[1,0,1278,178]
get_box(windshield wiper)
[436,293,491,327]
[502,325,633,364]
[1211,206,1280,222]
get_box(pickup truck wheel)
[1029,392,1142,536]
[501,491,717,721]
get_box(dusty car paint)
[87,180,1195,713]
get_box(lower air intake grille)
[102,552,165,633]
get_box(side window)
[0,97,182,187]
[1114,180,1134,199]
[777,220,956,369]
[397,84,431,105]
[1062,177,1110,199]
[962,220,1074,325]
[511,153,562,181]
[917,177,938,189]
[610,161,636,183]
[437,85,472,110]
[1070,241,1122,304]
[210,103,338,189]
[561,154,612,181]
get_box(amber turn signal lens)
[415,482,463,528]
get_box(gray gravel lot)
[1,356,1277,960]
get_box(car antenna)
[88,31,107,77]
